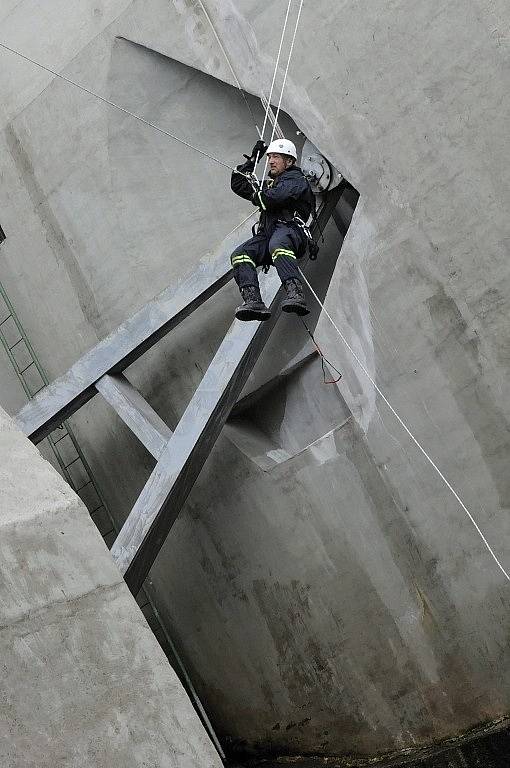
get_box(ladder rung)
[19,362,34,374]
[0,315,12,326]
[90,505,104,515]
[8,338,24,351]
[51,432,68,445]
[64,456,81,470]
[75,480,93,492]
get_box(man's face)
[267,153,294,177]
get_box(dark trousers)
[230,222,305,289]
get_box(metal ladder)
[0,279,117,543]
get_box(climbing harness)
[298,268,510,583]
[292,213,320,260]
[300,319,342,384]
[284,196,328,262]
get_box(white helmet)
[266,138,297,160]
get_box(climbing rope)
[194,2,284,148]
[0,41,240,175]
[261,0,305,182]
[195,0,263,140]
[298,267,510,583]
[0,0,304,182]
[253,0,294,179]
[300,318,342,384]
[223,210,258,240]
[260,92,285,140]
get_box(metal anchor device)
[300,138,343,194]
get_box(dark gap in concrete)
[230,719,510,767]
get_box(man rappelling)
[230,138,315,321]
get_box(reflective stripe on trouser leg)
[271,250,301,282]
[231,253,256,268]
[231,252,259,288]
[271,248,296,261]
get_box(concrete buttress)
[0,406,222,768]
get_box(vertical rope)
[299,267,510,583]
[253,0,293,180]
[195,0,263,138]
[261,0,305,182]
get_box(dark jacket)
[231,165,315,237]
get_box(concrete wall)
[0,405,221,767]
[1,0,510,764]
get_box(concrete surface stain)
[426,286,510,510]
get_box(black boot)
[235,285,271,321]
[281,278,309,316]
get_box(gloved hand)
[237,158,256,174]
[243,140,268,164]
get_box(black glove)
[237,158,255,174]
[243,140,268,163]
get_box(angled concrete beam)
[15,220,254,444]
[111,270,284,594]
[95,374,173,459]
